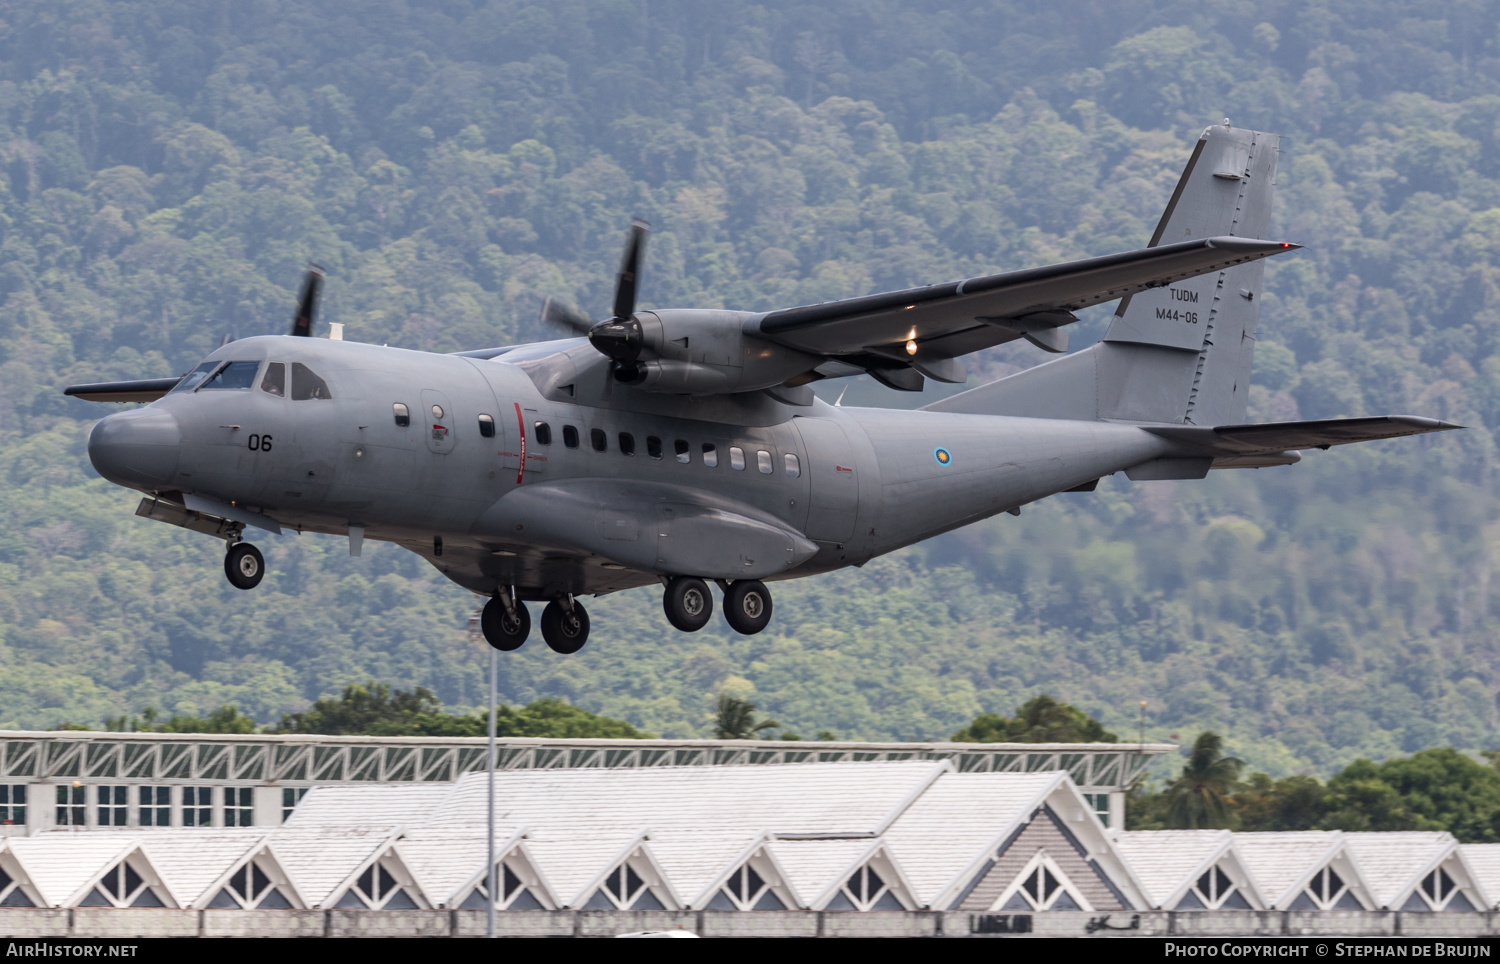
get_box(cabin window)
[202,361,261,390]
[260,363,285,396]
[729,446,745,471]
[646,436,662,460]
[534,422,551,445]
[702,443,718,467]
[757,450,773,474]
[619,433,636,456]
[393,403,410,427]
[563,425,579,448]
[478,414,495,438]
[674,439,691,464]
[591,428,607,452]
[291,362,332,400]
[785,453,800,477]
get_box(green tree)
[1164,732,1244,829]
[952,695,1119,743]
[714,693,779,740]
[1234,773,1327,831]
[1325,750,1500,841]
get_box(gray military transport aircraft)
[67,124,1457,655]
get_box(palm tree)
[713,693,779,740]
[1164,731,1245,829]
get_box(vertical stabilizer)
[1101,125,1279,425]
[927,125,1281,426]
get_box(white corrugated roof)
[396,825,525,907]
[521,829,654,907]
[645,830,770,907]
[267,826,398,906]
[1234,831,1344,905]
[7,835,142,907]
[135,830,267,907]
[1342,832,1454,908]
[768,838,877,906]
[1460,845,1500,908]
[878,770,1060,907]
[285,783,454,827]
[428,760,946,836]
[1111,830,1232,907]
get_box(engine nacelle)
[622,309,820,395]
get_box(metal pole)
[487,641,497,939]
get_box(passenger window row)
[538,420,800,478]
[382,407,803,479]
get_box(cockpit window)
[290,363,332,400]
[261,363,285,397]
[170,362,221,393]
[201,361,261,390]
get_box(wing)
[752,237,1297,368]
[1146,416,1461,453]
[64,377,183,402]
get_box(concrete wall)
[1,908,1497,938]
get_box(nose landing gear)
[541,597,590,654]
[224,543,265,590]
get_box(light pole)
[469,607,497,940]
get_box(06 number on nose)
[247,434,273,452]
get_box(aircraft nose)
[88,409,181,490]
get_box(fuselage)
[87,335,1176,600]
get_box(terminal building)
[1,731,1497,936]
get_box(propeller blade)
[540,297,596,334]
[610,219,649,321]
[289,265,325,337]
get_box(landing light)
[906,340,917,355]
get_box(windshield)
[170,362,219,393]
[201,361,261,389]
[169,360,262,393]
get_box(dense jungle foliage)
[3,0,1500,777]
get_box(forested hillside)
[2,0,1498,776]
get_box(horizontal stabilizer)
[1146,416,1461,455]
[64,377,181,402]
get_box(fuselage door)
[792,416,859,544]
[420,390,457,455]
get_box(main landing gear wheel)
[224,543,265,590]
[541,599,590,654]
[723,580,772,636]
[663,576,713,632]
[481,596,531,651]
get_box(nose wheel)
[723,579,772,635]
[663,576,713,632]
[481,595,531,651]
[224,543,265,590]
[541,599,590,654]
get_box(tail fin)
[927,124,1282,425]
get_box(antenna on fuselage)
[289,264,326,337]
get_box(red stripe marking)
[514,402,526,485]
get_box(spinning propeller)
[541,220,650,381]
[289,265,326,337]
